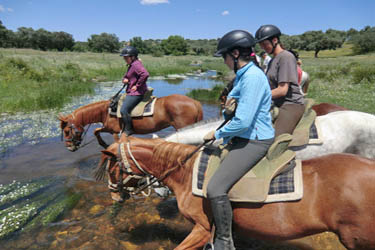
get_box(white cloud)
[140,0,169,5]
[0,5,13,12]
[222,10,229,16]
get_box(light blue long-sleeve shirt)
[215,62,275,144]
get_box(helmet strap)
[269,38,279,54]
[229,53,239,73]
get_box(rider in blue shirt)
[203,30,275,250]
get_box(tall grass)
[301,53,375,113]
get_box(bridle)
[107,141,184,200]
[60,115,92,149]
[107,142,156,199]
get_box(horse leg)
[175,224,211,250]
[94,128,109,148]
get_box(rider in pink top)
[120,45,149,135]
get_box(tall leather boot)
[209,195,235,250]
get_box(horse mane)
[151,141,197,181]
[70,100,109,125]
[175,117,223,132]
[73,100,108,115]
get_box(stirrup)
[203,242,214,250]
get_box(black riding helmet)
[214,30,256,57]
[255,25,281,43]
[120,45,138,57]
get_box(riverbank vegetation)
[1,47,374,114]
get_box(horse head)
[96,137,160,202]
[58,113,84,152]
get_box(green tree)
[280,34,303,50]
[0,20,15,48]
[88,33,121,53]
[51,32,75,51]
[33,28,53,50]
[299,30,344,57]
[161,35,188,56]
[14,27,35,48]
[129,36,148,54]
[351,26,375,54]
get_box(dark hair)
[287,49,299,61]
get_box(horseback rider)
[203,30,275,249]
[119,45,149,136]
[255,24,305,137]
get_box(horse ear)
[57,113,67,122]
[101,150,117,158]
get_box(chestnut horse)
[311,102,348,116]
[59,94,202,151]
[98,136,375,250]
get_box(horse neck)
[148,141,197,193]
[72,101,108,127]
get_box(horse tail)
[194,100,203,122]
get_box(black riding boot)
[209,195,235,250]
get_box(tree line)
[1,20,374,57]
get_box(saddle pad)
[111,94,156,118]
[192,146,303,203]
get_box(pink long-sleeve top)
[123,59,149,96]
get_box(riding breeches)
[274,103,305,137]
[206,137,274,198]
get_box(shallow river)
[0,72,345,249]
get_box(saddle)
[192,134,303,203]
[271,98,322,147]
[109,87,157,118]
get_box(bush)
[351,66,375,84]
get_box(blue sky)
[0,0,374,42]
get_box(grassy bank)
[0,49,228,113]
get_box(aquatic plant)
[0,177,81,239]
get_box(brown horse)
[59,94,203,151]
[311,102,349,116]
[98,136,375,250]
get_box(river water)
[0,72,345,249]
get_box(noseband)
[62,123,83,147]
